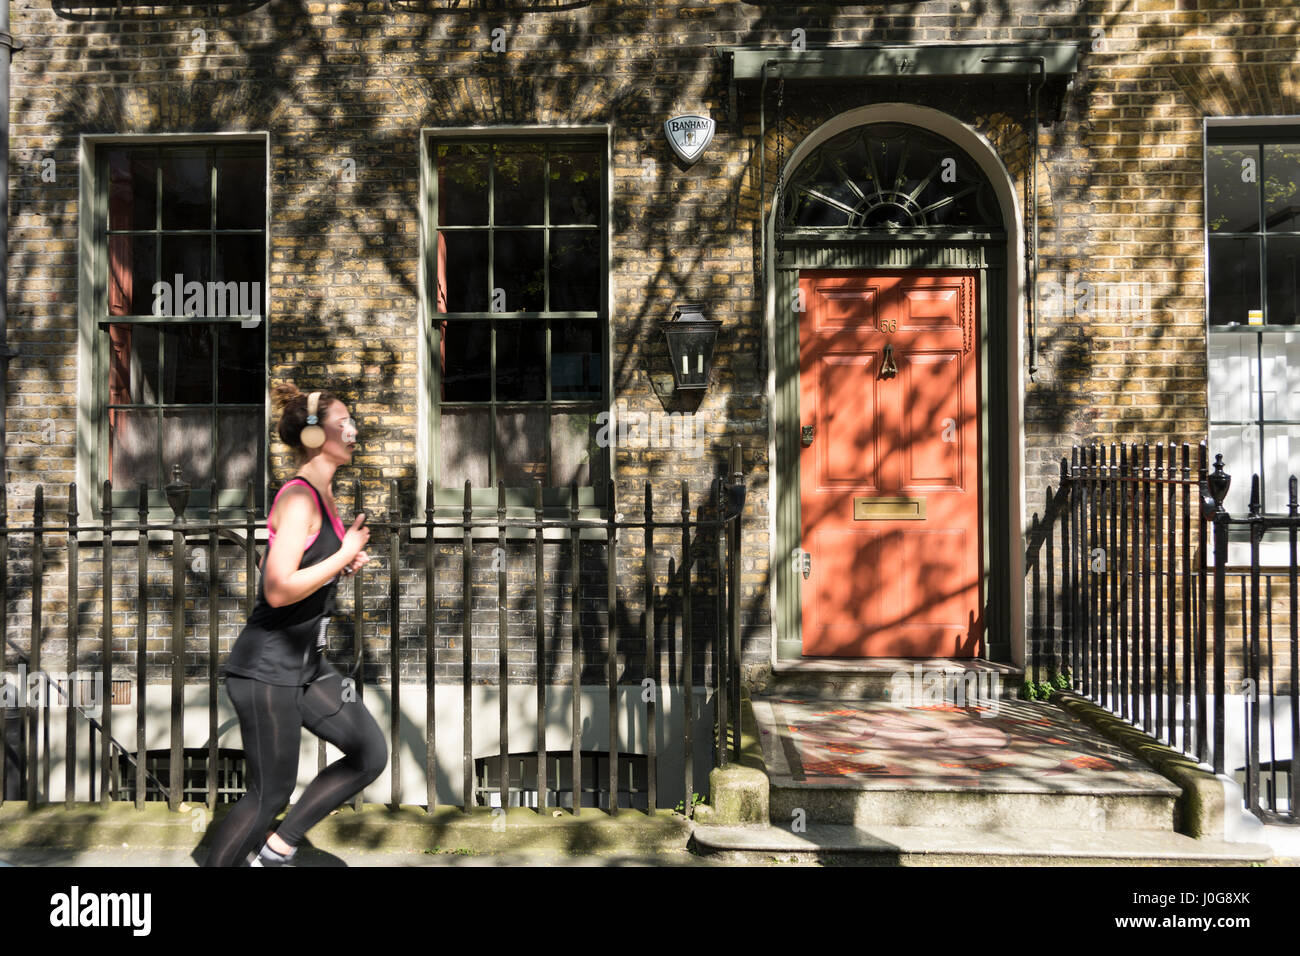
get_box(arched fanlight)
[781,123,1003,232]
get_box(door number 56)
[879,319,897,333]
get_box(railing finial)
[1202,453,1231,518]
[164,464,190,520]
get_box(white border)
[763,103,1028,669]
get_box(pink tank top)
[268,477,346,549]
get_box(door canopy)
[781,122,1004,233]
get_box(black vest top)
[222,477,343,686]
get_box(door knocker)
[880,343,898,379]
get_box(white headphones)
[300,391,326,449]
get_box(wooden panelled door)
[798,270,983,657]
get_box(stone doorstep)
[0,803,695,856]
[767,659,1026,701]
[698,690,1282,862]
[688,823,1277,865]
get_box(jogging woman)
[204,383,388,867]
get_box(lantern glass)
[662,303,720,390]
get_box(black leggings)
[203,671,388,867]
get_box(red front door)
[798,270,983,657]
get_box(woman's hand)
[341,513,370,563]
[342,549,370,575]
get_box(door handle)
[801,424,814,447]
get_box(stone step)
[751,693,1184,832]
[768,659,1024,702]
[690,823,1277,866]
[769,781,1178,831]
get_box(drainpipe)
[0,1,19,484]
[982,55,1046,383]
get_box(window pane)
[493,144,545,225]
[108,323,159,405]
[1208,235,1261,325]
[439,231,488,312]
[163,409,213,488]
[1266,235,1300,325]
[495,408,547,485]
[437,144,489,227]
[1207,145,1261,233]
[440,407,490,488]
[216,409,264,489]
[215,152,265,230]
[214,235,264,291]
[549,151,600,226]
[550,319,601,398]
[493,231,545,312]
[161,150,211,231]
[549,231,599,312]
[160,325,213,403]
[1209,423,1260,516]
[108,235,157,316]
[110,409,158,488]
[160,236,212,309]
[1263,425,1300,511]
[440,321,490,401]
[1264,144,1300,233]
[495,320,545,401]
[217,324,264,403]
[1260,331,1300,420]
[108,149,156,232]
[551,411,601,487]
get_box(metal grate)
[474,751,649,811]
[113,748,247,804]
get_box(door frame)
[765,104,1028,667]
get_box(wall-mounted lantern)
[661,302,721,391]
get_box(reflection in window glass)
[1208,235,1261,325]
[1207,145,1261,234]
[441,322,491,402]
[161,151,211,231]
[438,144,490,226]
[494,144,545,225]
[493,231,545,312]
[1265,144,1300,233]
[551,320,601,398]
[550,151,599,225]
[440,232,489,312]
[550,232,599,312]
[216,153,264,230]
[495,321,546,401]
[1266,235,1300,325]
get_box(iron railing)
[1026,441,1298,824]
[0,445,746,818]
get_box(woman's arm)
[262,487,364,608]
